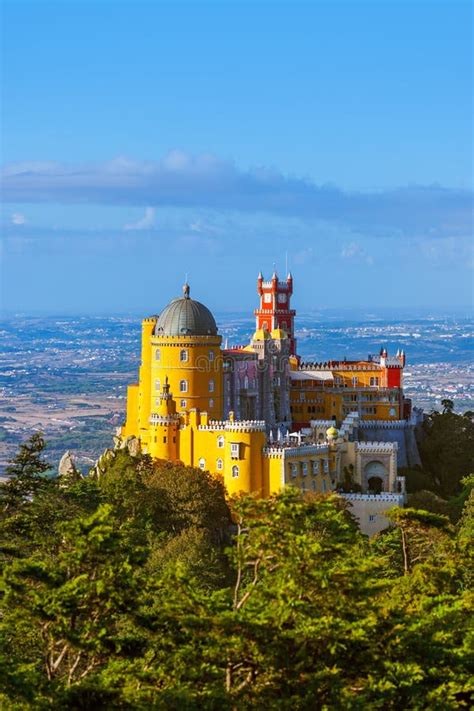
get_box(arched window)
[180,399,187,409]
[209,379,215,392]
[217,435,225,448]
[155,379,160,391]
[180,379,188,393]
[209,399,214,409]
[180,349,188,362]
[198,458,206,470]
[155,349,161,361]
[232,465,239,478]
[209,350,215,362]
[216,458,223,471]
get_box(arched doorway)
[364,460,387,494]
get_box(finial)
[183,282,190,299]
[258,271,263,279]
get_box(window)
[155,379,160,391]
[179,379,188,393]
[301,481,307,493]
[334,376,342,386]
[231,442,240,459]
[369,514,376,522]
[209,399,214,409]
[209,379,215,392]
[323,459,329,473]
[232,465,240,478]
[155,398,160,406]
[155,349,161,361]
[302,462,308,476]
[180,349,188,362]
[312,480,317,492]
[370,376,380,386]
[216,458,223,471]
[244,376,249,389]
[352,376,358,386]
[198,458,206,470]
[290,463,298,478]
[264,293,272,303]
[312,460,319,475]
[180,399,187,409]
[163,436,167,443]
[217,435,225,448]
[278,293,287,303]
[209,350,215,362]
[322,480,327,493]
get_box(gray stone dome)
[154,284,218,337]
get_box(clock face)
[278,293,287,303]
[264,293,272,303]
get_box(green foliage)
[417,410,474,498]
[0,435,473,708]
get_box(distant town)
[0,312,472,472]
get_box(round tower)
[150,283,223,420]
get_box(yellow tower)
[122,283,223,453]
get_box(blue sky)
[1,0,472,314]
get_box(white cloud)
[2,151,472,241]
[123,207,156,231]
[341,241,374,266]
[11,212,27,225]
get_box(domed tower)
[151,283,223,418]
[122,283,223,454]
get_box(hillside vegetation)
[0,425,472,710]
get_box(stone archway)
[364,460,388,493]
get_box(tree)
[441,398,454,414]
[1,433,52,510]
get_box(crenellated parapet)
[355,441,398,453]
[198,418,267,433]
[263,443,329,458]
[341,493,404,503]
[361,419,409,429]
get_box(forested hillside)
[0,429,472,709]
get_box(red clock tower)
[254,270,297,356]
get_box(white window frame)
[180,399,187,409]
[155,379,161,391]
[217,435,225,448]
[302,462,308,476]
[312,460,319,475]
[216,458,223,471]
[198,458,206,470]
[209,398,214,409]
[209,350,215,362]
[230,442,240,459]
[155,349,161,361]
[180,349,188,363]
[232,465,239,478]
[352,376,358,386]
[209,379,215,392]
[179,379,188,393]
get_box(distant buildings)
[121,270,416,533]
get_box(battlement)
[299,362,383,372]
[149,414,180,425]
[261,280,291,290]
[198,418,266,433]
[263,443,329,458]
[361,419,409,429]
[355,441,398,453]
[340,493,404,503]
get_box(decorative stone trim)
[340,493,404,503]
[355,441,398,453]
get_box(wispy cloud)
[123,206,156,231]
[341,241,374,266]
[2,150,472,240]
[11,212,27,225]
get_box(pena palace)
[121,270,421,534]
